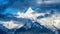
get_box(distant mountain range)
[0,7,60,34]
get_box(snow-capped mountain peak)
[15,8,60,32]
[16,7,45,20]
[0,7,60,33]
[25,7,34,14]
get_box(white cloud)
[36,0,60,4]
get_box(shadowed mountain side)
[14,22,54,34]
[0,24,8,34]
[0,29,7,34]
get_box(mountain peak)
[25,7,34,14]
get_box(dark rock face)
[14,22,54,34]
[0,29,7,34]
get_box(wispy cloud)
[36,0,60,4]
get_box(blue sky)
[0,0,9,5]
[3,8,18,14]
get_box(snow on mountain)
[16,7,45,20]
[0,7,45,30]
[15,7,60,32]
[36,13,60,32]
[0,7,60,34]
[0,20,24,29]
